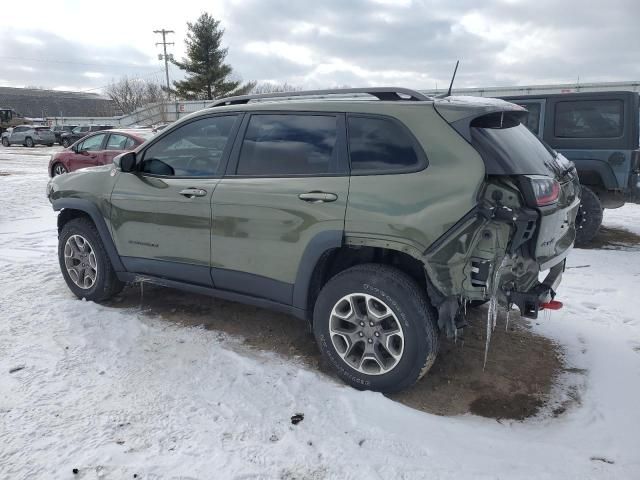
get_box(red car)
[49,129,155,177]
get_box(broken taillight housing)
[527,175,560,206]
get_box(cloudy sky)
[1,0,638,94]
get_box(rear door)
[103,133,132,165]
[211,112,349,304]
[110,113,241,286]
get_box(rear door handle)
[179,188,207,198]
[298,191,338,203]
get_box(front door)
[110,114,241,286]
[69,133,106,171]
[211,112,349,304]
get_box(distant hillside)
[0,87,119,118]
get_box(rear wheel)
[1,137,8,147]
[58,217,124,302]
[47,143,54,147]
[575,186,603,247]
[313,264,439,393]
[52,163,68,176]
[25,137,34,148]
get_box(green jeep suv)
[47,88,581,393]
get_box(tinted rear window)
[35,127,51,132]
[237,114,337,176]
[471,111,559,176]
[348,115,422,173]
[554,100,623,138]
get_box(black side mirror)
[116,151,137,172]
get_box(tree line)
[106,13,302,113]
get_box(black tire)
[52,163,68,176]
[62,138,70,148]
[58,217,124,302]
[1,137,8,147]
[47,143,54,147]
[25,137,34,148]
[313,264,439,393]
[574,186,603,247]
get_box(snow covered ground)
[1,146,639,479]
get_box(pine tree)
[172,13,254,100]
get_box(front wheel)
[58,217,124,302]
[62,138,70,148]
[574,186,603,247]
[313,264,439,393]
[52,163,68,176]
[1,137,9,147]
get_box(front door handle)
[298,191,338,203]
[179,188,207,198]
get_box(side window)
[555,100,623,138]
[141,115,238,177]
[106,134,128,150]
[347,115,423,174]
[236,114,337,176]
[79,134,105,151]
[516,103,541,135]
[124,137,136,149]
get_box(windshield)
[471,111,561,176]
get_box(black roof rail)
[209,87,432,108]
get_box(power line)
[154,29,175,98]
[0,55,151,69]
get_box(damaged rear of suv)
[47,88,580,393]
[428,97,580,336]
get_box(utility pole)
[154,29,175,98]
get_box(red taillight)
[530,176,560,206]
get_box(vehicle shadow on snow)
[107,286,576,421]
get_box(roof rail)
[209,87,431,108]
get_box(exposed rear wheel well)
[306,246,427,317]
[57,208,93,234]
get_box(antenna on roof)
[438,60,459,98]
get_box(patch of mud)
[583,226,640,251]
[109,285,569,420]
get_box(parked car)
[500,91,640,245]
[60,125,114,148]
[47,87,580,393]
[49,129,154,176]
[2,125,55,147]
[51,125,78,145]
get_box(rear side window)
[106,134,128,150]
[554,100,623,138]
[236,114,338,176]
[347,115,423,174]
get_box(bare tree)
[105,76,168,114]
[251,82,302,94]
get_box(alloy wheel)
[53,164,68,176]
[64,234,98,289]
[329,293,405,375]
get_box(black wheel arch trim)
[573,159,619,190]
[292,230,343,313]
[52,198,125,272]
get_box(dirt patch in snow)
[109,286,564,420]
[582,226,640,251]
